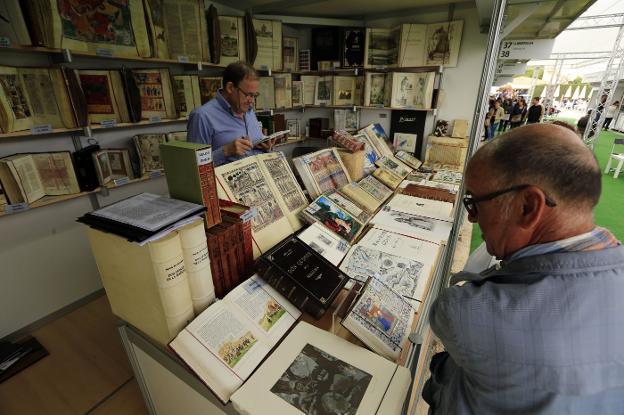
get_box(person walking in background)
[526,97,544,124]
[498,98,512,133]
[484,99,495,141]
[510,98,527,129]
[491,100,505,138]
[604,101,619,130]
[577,110,592,137]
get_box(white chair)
[605,138,624,178]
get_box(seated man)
[424,123,624,414]
[187,61,273,166]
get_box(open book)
[215,152,308,258]
[170,275,301,403]
[342,277,415,361]
[0,152,80,204]
[0,66,78,133]
[293,148,352,200]
[230,321,411,415]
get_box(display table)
[117,244,452,415]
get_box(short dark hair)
[473,124,601,209]
[222,61,258,88]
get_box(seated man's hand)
[223,137,252,157]
[255,138,275,151]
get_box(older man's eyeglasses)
[236,86,260,99]
[462,184,557,218]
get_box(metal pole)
[438,0,507,291]
[582,24,624,149]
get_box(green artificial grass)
[470,129,624,252]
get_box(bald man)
[423,124,624,414]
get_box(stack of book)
[79,193,214,346]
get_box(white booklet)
[296,222,350,266]
[230,321,411,415]
[169,275,301,403]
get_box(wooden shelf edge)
[0,173,165,218]
[0,45,225,71]
[0,118,188,140]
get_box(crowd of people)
[484,96,544,140]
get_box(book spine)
[226,224,241,289]
[256,260,324,319]
[240,219,253,276]
[234,222,247,278]
[206,233,224,298]
[148,233,195,338]
[199,162,222,228]
[217,227,232,295]
[178,221,216,314]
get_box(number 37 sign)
[499,39,555,60]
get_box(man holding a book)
[187,61,276,166]
[423,123,624,414]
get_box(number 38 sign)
[499,39,555,60]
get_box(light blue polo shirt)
[187,91,264,166]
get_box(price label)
[498,39,554,60]
[149,115,162,123]
[319,103,326,107]
[149,170,162,178]
[31,124,53,135]
[0,37,10,48]
[196,148,212,165]
[177,55,189,63]
[95,48,113,58]
[100,119,117,128]
[5,202,29,214]
[113,177,130,186]
[241,207,257,222]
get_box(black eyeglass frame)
[462,184,557,217]
[235,85,260,99]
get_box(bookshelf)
[0,172,165,219]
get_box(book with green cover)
[160,141,221,228]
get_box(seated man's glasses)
[462,184,557,218]
[236,86,260,99]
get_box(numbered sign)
[499,39,554,60]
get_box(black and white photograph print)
[271,344,372,415]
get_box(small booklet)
[342,277,415,361]
[256,130,290,145]
[169,275,301,403]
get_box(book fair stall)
[0,0,524,413]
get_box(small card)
[30,124,53,135]
[100,119,117,128]
[95,48,113,58]
[5,203,29,214]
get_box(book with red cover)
[206,232,224,298]
[219,200,254,277]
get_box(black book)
[72,144,100,192]
[255,236,348,319]
[341,28,365,68]
[311,27,340,70]
[390,110,427,159]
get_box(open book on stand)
[170,275,301,403]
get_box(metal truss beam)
[567,13,624,30]
[582,24,624,149]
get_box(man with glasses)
[423,123,624,414]
[187,61,275,166]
